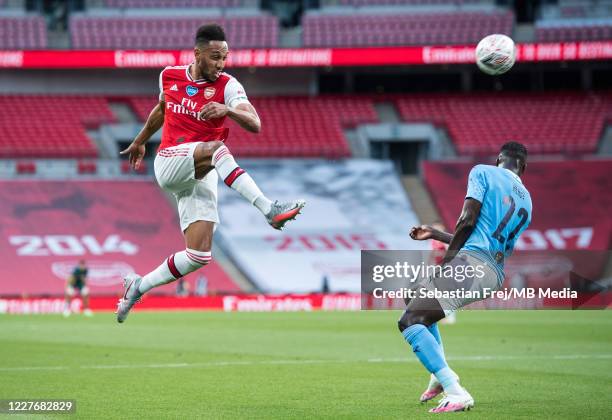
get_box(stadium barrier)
[1,41,611,69]
[2,292,609,314]
[0,294,362,314]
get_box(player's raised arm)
[197,75,260,133]
[410,225,453,244]
[227,103,261,133]
[196,101,260,133]
[120,100,165,169]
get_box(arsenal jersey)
[158,64,250,151]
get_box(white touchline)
[0,354,610,372]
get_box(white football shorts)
[154,142,219,232]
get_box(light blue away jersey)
[462,164,532,276]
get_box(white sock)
[427,373,440,390]
[443,381,464,397]
[138,248,211,294]
[427,370,458,391]
[254,196,273,215]
[212,145,272,214]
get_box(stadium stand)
[536,18,612,42]
[0,96,115,158]
[5,92,608,159]
[536,0,612,42]
[216,159,425,293]
[423,160,612,249]
[0,180,240,296]
[104,0,243,7]
[302,10,513,47]
[69,15,279,49]
[0,15,47,49]
[395,92,611,155]
[336,0,495,5]
[127,95,379,158]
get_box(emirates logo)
[204,87,216,99]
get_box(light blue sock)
[427,322,442,345]
[402,324,447,374]
[428,323,445,355]
[402,324,460,392]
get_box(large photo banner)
[0,180,237,296]
[217,159,428,293]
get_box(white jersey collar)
[186,63,209,84]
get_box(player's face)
[195,41,229,82]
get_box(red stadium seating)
[338,0,493,5]
[0,15,47,49]
[423,160,612,250]
[0,180,241,296]
[70,15,279,49]
[536,23,612,42]
[395,92,611,155]
[303,10,514,47]
[104,0,242,6]
[0,96,116,158]
[3,93,607,159]
[127,95,379,158]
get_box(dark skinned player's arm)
[134,101,165,145]
[441,198,482,265]
[227,103,260,133]
[428,228,454,245]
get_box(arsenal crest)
[204,87,216,100]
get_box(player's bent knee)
[398,313,414,333]
[398,311,432,332]
[397,319,408,333]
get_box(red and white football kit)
[116,64,305,324]
[154,64,250,231]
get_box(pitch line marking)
[0,354,611,372]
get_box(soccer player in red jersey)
[117,24,305,323]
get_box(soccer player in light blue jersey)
[403,142,532,413]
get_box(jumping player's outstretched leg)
[116,221,214,323]
[398,297,473,413]
[193,141,305,230]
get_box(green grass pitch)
[1,310,611,419]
